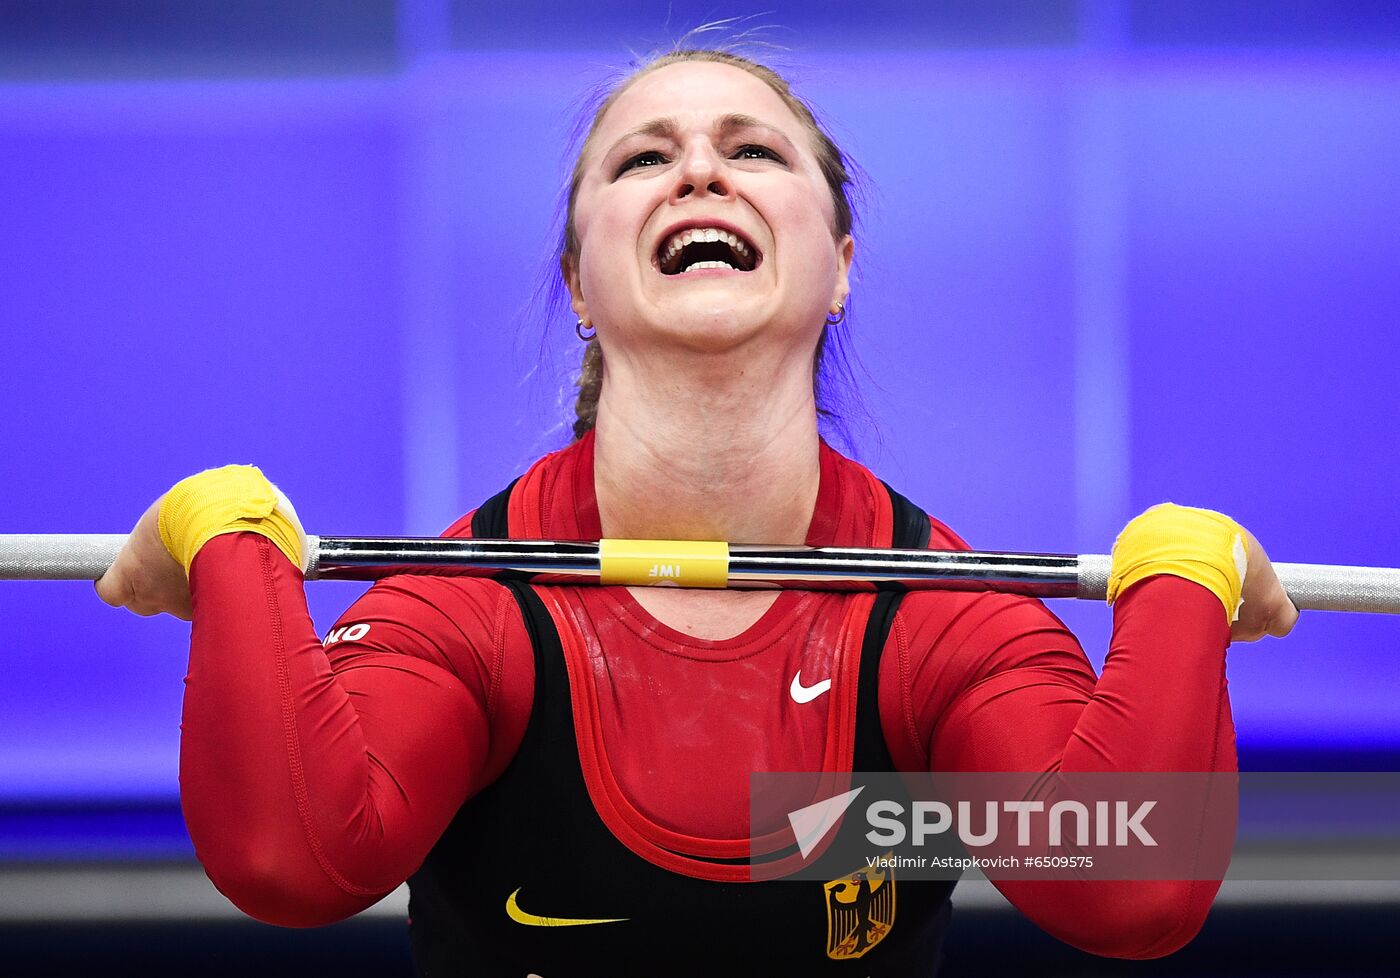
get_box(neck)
[592,341,821,545]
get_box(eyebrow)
[603,113,796,162]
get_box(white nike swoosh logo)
[790,670,832,704]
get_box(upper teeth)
[661,227,752,262]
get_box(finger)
[1230,620,1266,644]
[1231,596,1277,642]
[1268,594,1300,638]
[93,573,120,607]
[1231,589,1298,643]
[93,553,134,608]
[1251,556,1298,638]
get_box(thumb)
[93,553,134,609]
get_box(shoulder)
[353,476,539,634]
[885,495,1079,668]
[444,434,594,541]
[340,573,519,654]
[391,440,586,621]
[859,470,1088,688]
[820,443,971,552]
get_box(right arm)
[98,473,532,926]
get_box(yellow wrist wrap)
[157,464,305,574]
[1107,502,1248,624]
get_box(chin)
[668,320,758,354]
[666,315,818,362]
[646,298,759,343]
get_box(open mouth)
[657,226,760,275]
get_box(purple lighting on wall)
[2,7,1398,816]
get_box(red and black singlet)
[406,480,955,976]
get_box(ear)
[561,253,588,321]
[832,234,854,309]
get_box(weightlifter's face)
[565,61,852,360]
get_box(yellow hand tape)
[598,539,730,588]
[158,464,305,574]
[1106,502,1248,624]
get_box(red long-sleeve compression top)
[179,432,1235,958]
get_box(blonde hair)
[560,47,862,443]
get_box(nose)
[671,140,731,203]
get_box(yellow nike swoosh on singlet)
[505,887,629,927]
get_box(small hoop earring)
[576,318,596,341]
[825,301,846,327]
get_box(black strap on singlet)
[469,479,515,539]
[407,480,954,977]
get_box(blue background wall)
[2,1,1398,813]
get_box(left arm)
[880,511,1296,958]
